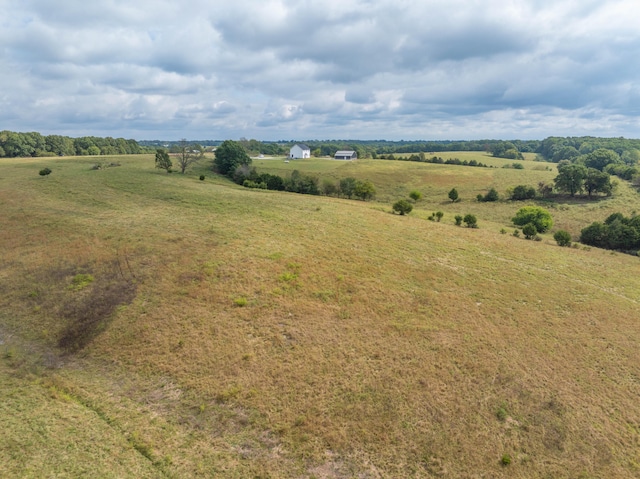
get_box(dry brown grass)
[1,154,640,478]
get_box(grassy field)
[1,153,640,478]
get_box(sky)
[2,0,640,141]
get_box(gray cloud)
[1,0,640,140]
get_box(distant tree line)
[536,136,640,163]
[378,153,491,168]
[0,130,142,157]
[9,130,640,169]
[218,136,640,164]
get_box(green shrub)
[477,188,499,202]
[512,206,553,233]
[393,199,413,215]
[463,214,478,228]
[510,184,536,200]
[448,188,459,202]
[233,297,247,307]
[501,454,512,466]
[354,180,376,201]
[69,274,94,291]
[553,230,572,247]
[155,148,172,172]
[322,178,338,196]
[496,406,508,421]
[243,179,267,189]
[486,188,499,201]
[435,211,444,222]
[409,190,422,202]
[522,223,538,240]
[199,175,205,181]
[454,215,463,226]
[39,167,52,176]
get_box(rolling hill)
[1,153,639,478]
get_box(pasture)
[1,153,640,478]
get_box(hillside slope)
[1,155,639,478]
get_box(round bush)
[39,167,52,176]
[392,199,413,215]
[554,230,572,247]
[463,214,478,228]
[512,206,553,233]
[409,190,422,201]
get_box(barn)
[334,150,357,160]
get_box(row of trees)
[0,131,142,157]
[236,167,376,200]
[379,153,491,168]
[554,163,613,198]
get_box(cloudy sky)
[2,0,640,140]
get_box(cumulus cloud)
[1,0,640,139]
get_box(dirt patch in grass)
[58,266,137,351]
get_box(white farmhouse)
[289,144,311,159]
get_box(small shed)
[289,144,311,159]
[334,150,357,160]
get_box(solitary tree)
[393,199,413,215]
[448,188,459,202]
[512,206,553,233]
[176,139,204,174]
[554,163,587,197]
[583,168,612,198]
[155,148,172,172]
[214,140,251,177]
